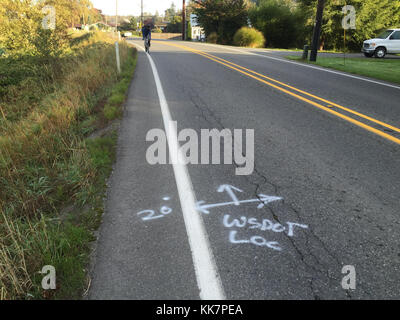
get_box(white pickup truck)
[362,29,400,58]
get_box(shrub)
[233,27,265,48]
[0,0,70,57]
[207,32,218,44]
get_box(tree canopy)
[0,0,101,56]
[191,0,400,50]
[193,0,249,44]
[249,0,306,48]
[297,0,400,50]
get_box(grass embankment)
[0,32,137,299]
[287,55,400,85]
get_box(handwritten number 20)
[137,206,172,221]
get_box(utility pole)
[310,0,325,62]
[141,0,144,28]
[182,0,186,41]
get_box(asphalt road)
[89,39,400,300]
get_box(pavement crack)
[183,84,368,299]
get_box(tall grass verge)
[0,31,137,299]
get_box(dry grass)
[0,31,136,299]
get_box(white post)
[115,41,121,74]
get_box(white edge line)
[134,43,226,300]
[193,42,400,90]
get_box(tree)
[153,11,163,25]
[1,0,70,56]
[129,16,138,30]
[297,0,400,51]
[76,0,100,25]
[164,2,184,33]
[187,20,192,40]
[166,15,182,33]
[165,2,177,21]
[249,0,307,48]
[350,0,400,50]
[193,0,249,44]
[0,0,100,57]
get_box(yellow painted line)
[199,51,400,134]
[154,41,400,145]
[159,41,400,134]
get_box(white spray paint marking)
[137,196,173,221]
[223,215,308,237]
[217,184,243,205]
[137,208,171,221]
[229,230,282,251]
[137,184,282,218]
[223,215,308,251]
[199,184,282,215]
[196,194,282,214]
[136,43,225,300]
[135,184,309,252]
[193,42,400,90]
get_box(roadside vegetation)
[287,55,400,85]
[192,0,400,52]
[0,31,137,300]
[0,0,137,300]
[248,0,306,49]
[233,27,265,48]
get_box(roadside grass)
[286,55,400,85]
[0,31,137,299]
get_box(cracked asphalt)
[89,39,400,300]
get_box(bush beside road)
[233,27,265,48]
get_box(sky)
[91,0,182,16]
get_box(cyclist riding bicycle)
[142,24,151,51]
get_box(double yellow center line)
[154,41,400,145]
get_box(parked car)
[122,32,133,38]
[362,29,400,58]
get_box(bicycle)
[144,36,150,54]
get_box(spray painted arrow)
[217,184,243,205]
[196,194,283,214]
